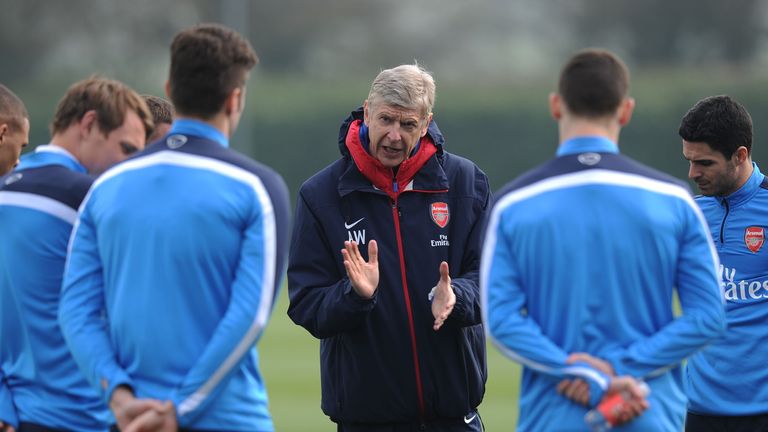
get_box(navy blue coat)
[287,108,490,424]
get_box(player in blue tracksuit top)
[481,49,726,431]
[679,95,768,431]
[59,24,290,431]
[0,77,152,432]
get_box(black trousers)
[686,411,768,432]
[336,411,483,432]
[18,424,66,432]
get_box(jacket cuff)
[602,350,629,377]
[0,403,18,431]
[566,361,610,407]
[343,280,377,308]
[444,278,478,327]
[103,370,134,406]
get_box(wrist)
[109,385,135,411]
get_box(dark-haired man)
[1,77,151,432]
[482,49,725,430]
[680,95,768,432]
[142,94,174,142]
[0,84,29,175]
[59,24,290,431]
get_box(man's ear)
[549,93,562,121]
[734,146,750,165]
[79,110,98,135]
[224,87,243,115]
[618,97,635,127]
[0,123,8,142]
[421,112,433,137]
[363,100,370,125]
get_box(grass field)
[260,291,522,431]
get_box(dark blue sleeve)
[263,169,291,304]
[287,190,376,339]
[446,163,492,328]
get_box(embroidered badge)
[745,226,765,253]
[430,202,449,228]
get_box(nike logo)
[464,413,477,424]
[344,218,365,229]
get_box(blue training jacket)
[287,108,490,424]
[481,137,726,431]
[687,163,768,416]
[0,146,110,431]
[59,120,291,430]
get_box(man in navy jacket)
[288,64,490,431]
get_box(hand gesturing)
[431,261,456,330]
[341,240,379,299]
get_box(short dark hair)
[169,23,258,119]
[142,95,174,125]
[50,77,153,137]
[0,84,29,132]
[558,49,629,118]
[678,95,753,159]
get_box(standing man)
[142,94,174,142]
[481,49,726,431]
[679,95,768,431]
[288,64,490,431]
[0,77,151,432]
[0,84,30,175]
[59,24,290,431]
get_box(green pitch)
[260,291,521,431]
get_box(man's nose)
[387,123,402,141]
[688,163,698,179]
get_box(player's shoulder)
[1,165,93,209]
[611,154,689,190]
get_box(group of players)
[0,22,763,432]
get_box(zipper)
[391,197,426,419]
[720,199,730,244]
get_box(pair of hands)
[341,240,456,331]
[0,421,14,432]
[111,387,178,432]
[557,353,649,426]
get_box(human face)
[0,118,30,175]
[683,140,741,197]
[363,101,431,169]
[81,110,146,175]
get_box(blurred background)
[3,0,767,429]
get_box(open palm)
[341,240,379,299]
[431,261,456,330]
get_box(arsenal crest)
[745,226,765,253]
[430,202,449,228]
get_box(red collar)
[345,120,437,200]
